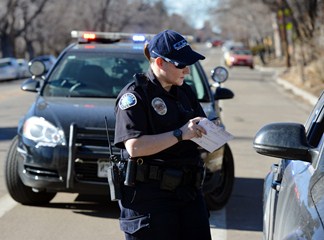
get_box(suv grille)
[68,124,120,185]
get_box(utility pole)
[277,0,291,68]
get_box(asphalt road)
[0,46,314,240]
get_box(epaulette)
[132,73,156,134]
[133,73,149,88]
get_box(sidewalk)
[254,57,320,106]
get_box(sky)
[164,0,219,28]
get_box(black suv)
[5,31,234,210]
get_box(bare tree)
[0,0,49,58]
[211,0,272,43]
[263,0,324,82]
[0,0,195,59]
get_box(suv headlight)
[23,116,66,147]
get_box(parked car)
[0,57,21,81]
[5,31,235,210]
[17,59,30,78]
[206,39,224,48]
[221,41,244,53]
[253,91,324,240]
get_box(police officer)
[114,29,212,240]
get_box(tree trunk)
[0,34,16,57]
[295,43,305,84]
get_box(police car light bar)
[71,30,155,43]
[71,30,194,43]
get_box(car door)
[272,94,324,239]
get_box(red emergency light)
[83,33,96,40]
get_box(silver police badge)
[119,93,137,110]
[151,97,167,115]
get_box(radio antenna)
[104,116,115,160]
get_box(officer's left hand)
[180,117,207,140]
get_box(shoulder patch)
[119,93,137,110]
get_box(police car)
[5,31,234,210]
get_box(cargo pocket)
[119,214,150,235]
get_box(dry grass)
[256,56,324,98]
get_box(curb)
[276,77,318,106]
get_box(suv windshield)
[43,51,149,98]
[42,50,209,100]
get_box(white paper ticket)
[191,118,234,152]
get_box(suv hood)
[30,96,117,133]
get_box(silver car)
[0,57,20,81]
[253,91,324,240]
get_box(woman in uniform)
[114,29,212,240]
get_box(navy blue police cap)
[148,30,205,67]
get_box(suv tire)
[203,144,235,210]
[5,136,57,205]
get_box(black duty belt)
[134,159,205,191]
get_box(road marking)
[210,208,227,240]
[0,194,17,218]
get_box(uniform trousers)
[118,181,212,240]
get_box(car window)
[185,65,207,100]
[307,107,324,147]
[232,50,252,55]
[305,96,324,167]
[306,93,324,147]
[0,61,12,67]
[43,51,149,98]
[313,129,324,169]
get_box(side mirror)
[21,78,39,92]
[253,122,311,162]
[28,60,46,77]
[214,88,234,100]
[211,66,228,83]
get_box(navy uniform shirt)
[114,68,206,166]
